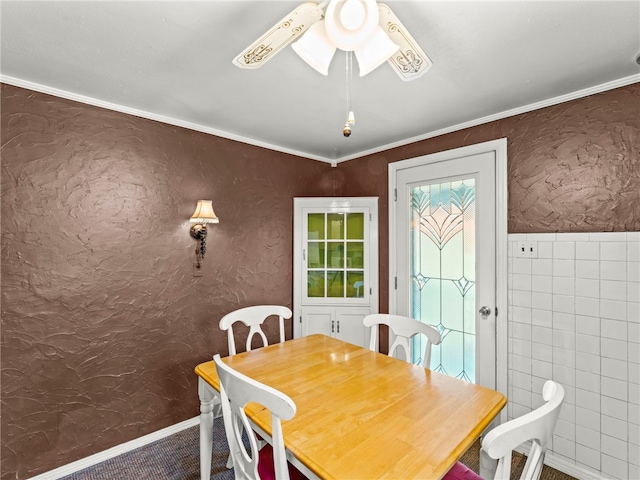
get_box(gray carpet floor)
[60,416,577,479]
[60,418,234,480]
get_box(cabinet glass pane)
[303,208,369,301]
[327,213,344,240]
[347,271,364,298]
[308,271,325,297]
[308,214,325,240]
[346,212,364,239]
[346,242,364,268]
[327,271,344,297]
[307,242,325,268]
[327,242,344,268]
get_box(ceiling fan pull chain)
[343,51,355,137]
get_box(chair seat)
[257,443,307,480]
[442,461,482,480]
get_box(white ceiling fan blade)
[232,2,324,69]
[377,3,433,81]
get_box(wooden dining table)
[195,334,506,480]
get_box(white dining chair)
[218,305,292,468]
[213,354,307,480]
[219,305,292,356]
[443,380,565,480]
[363,313,441,368]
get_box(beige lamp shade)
[190,200,219,224]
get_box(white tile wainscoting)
[508,232,639,480]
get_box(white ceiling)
[1,1,639,163]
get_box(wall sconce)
[189,200,219,260]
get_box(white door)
[294,197,379,348]
[389,139,507,392]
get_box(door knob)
[478,306,492,316]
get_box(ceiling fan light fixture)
[340,0,366,30]
[325,0,379,51]
[354,26,400,76]
[234,1,431,81]
[291,20,337,75]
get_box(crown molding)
[335,73,640,163]
[0,75,330,164]
[2,73,638,165]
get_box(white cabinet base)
[299,307,371,347]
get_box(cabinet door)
[294,197,379,347]
[300,308,334,337]
[336,309,371,347]
[299,308,370,348]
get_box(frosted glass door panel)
[410,179,476,383]
[391,147,499,390]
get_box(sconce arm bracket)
[190,224,208,240]
[190,224,208,258]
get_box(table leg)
[198,377,216,480]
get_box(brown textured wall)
[2,82,638,479]
[336,83,640,322]
[0,84,334,479]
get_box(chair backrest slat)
[363,313,441,368]
[219,305,292,356]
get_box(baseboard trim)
[514,445,610,480]
[27,416,200,480]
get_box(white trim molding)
[336,74,640,163]
[27,417,200,480]
[0,75,329,164]
[2,73,638,165]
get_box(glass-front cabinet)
[294,198,379,348]
[306,211,365,300]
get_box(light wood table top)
[195,334,506,480]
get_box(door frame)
[388,138,508,401]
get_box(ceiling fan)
[232,0,432,81]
